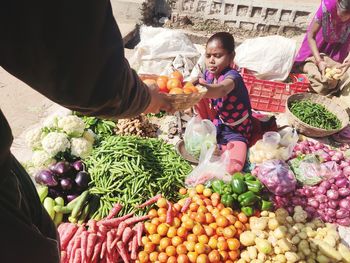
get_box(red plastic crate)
[241,68,310,113]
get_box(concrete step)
[110,0,146,23]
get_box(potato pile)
[114,115,158,138]
[325,67,342,80]
[238,206,350,263]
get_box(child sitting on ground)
[195,32,253,174]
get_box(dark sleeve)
[0,0,150,119]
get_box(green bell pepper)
[232,193,238,200]
[211,180,225,195]
[244,174,257,181]
[261,200,273,211]
[245,180,263,193]
[223,184,232,194]
[221,194,235,207]
[231,176,247,194]
[233,172,245,181]
[238,191,259,206]
[241,206,254,216]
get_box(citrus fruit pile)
[137,185,250,263]
[143,71,199,95]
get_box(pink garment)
[222,141,247,173]
[295,0,350,64]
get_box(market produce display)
[210,173,272,216]
[58,203,150,263]
[138,185,245,262]
[85,135,192,219]
[81,115,116,136]
[290,100,342,130]
[325,67,342,80]
[114,115,158,138]
[238,206,350,263]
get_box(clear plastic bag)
[185,145,231,187]
[257,160,297,195]
[289,155,324,185]
[184,116,217,159]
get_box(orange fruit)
[158,214,167,223]
[148,209,158,219]
[220,208,232,217]
[167,256,177,263]
[165,246,176,257]
[174,218,181,228]
[203,225,214,237]
[167,226,177,238]
[198,234,209,244]
[157,198,168,208]
[237,212,248,223]
[188,188,197,197]
[219,251,228,261]
[227,238,240,251]
[216,216,229,227]
[159,237,172,251]
[167,78,183,90]
[189,86,199,93]
[187,252,198,263]
[190,203,199,212]
[158,252,168,263]
[149,234,161,245]
[185,240,196,252]
[138,251,149,263]
[183,81,194,88]
[149,251,159,262]
[193,224,205,236]
[170,71,184,82]
[157,75,169,83]
[217,240,228,251]
[176,244,188,255]
[197,206,207,214]
[195,213,206,224]
[183,88,193,94]
[144,242,156,253]
[143,79,157,86]
[183,219,195,230]
[171,236,183,247]
[157,79,169,93]
[234,221,243,229]
[203,189,212,197]
[223,227,235,239]
[208,237,218,250]
[151,218,160,226]
[157,223,169,236]
[226,215,236,225]
[195,184,205,194]
[169,87,184,94]
[177,227,188,238]
[142,236,150,245]
[179,188,187,195]
[173,203,182,212]
[208,250,221,263]
[177,254,190,263]
[194,243,206,254]
[187,234,198,243]
[228,250,239,261]
[146,223,157,235]
[196,254,209,263]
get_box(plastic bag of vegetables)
[257,160,297,195]
[289,154,325,185]
[185,145,231,187]
[184,116,217,159]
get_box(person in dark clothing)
[0,1,171,262]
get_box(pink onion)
[308,198,319,208]
[304,188,313,197]
[328,200,338,209]
[315,194,328,203]
[343,166,350,177]
[337,218,350,226]
[340,161,349,169]
[319,203,327,210]
[325,208,336,217]
[331,184,339,191]
[329,178,335,184]
[339,199,350,210]
[339,188,350,196]
[319,180,331,190]
[329,150,337,157]
[327,189,339,200]
[335,177,349,188]
[336,209,349,219]
[315,186,327,195]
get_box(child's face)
[205,40,233,77]
[337,2,350,21]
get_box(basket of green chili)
[286,93,349,137]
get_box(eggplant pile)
[35,160,91,203]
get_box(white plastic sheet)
[129,26,200,77]
[234,36,297,81]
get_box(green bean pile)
[290,100,341,130]
[85,135,192,219]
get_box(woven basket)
[139,74,207,111]
[285,93,349,137]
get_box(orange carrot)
[70,235,82,261]
[99,212,134,228]
[106,203,123,219]
[80,231,88,263]
[87,219,98,233]
[122,227,133,243]
[106,231,114,254]
[117,241,130,263]
[131,234,138,260]
[91,240,102,263]
[61,251,68,263]
[60,224,78,250]
[136,194,162,208]
[73,248,81,263]
[166,200,173,224]
[116,222,127,237]
[100,241,107,260]
[134,222,144,246]
[181,197,192,212]
[124,215,150,226]
[86,233,97,262]
[97,225,108,241]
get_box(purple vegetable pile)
[35,160,91,203]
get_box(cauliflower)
[25,127,44,150]
[58,115,86,137]
[70,137,93,158]
[31,150,56,169]
[41,132,70,157]
[82,129,96,144]
[42,115,59,128]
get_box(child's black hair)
[207,32,235,54]
[338,0,350,11]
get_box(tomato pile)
[137,184,250,263]
[143,71,199,95]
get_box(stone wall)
[171,0,319,34]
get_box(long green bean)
[85,135,192,218]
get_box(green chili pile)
[290,100,341,130]
[85,135,192,219]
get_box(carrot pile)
[58,203,150,263]
[138,185,251,263]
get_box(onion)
[304,188,313,197]
[304,206,316,216]
[315,194,328,203]
[308,198,319,208]
[325,208,336,217]
[335,177,349,188]
[339,199,350,210]
[340,161,349,169]
[327,189,339,200]
[343,166,350,177]
[331,184,339,191]
[72,160,85,171]
[337,218,350,226]
[329,150,337,157]
[339,188,350,197]
[336,209,349,219]
[315,186,327,195]
[328,200,338,209]
[329,178,335,184]
[319,180,331,190]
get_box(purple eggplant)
[35,170,58,187]
[66,194,79,203]
[75,171,91,189]
[48,188,61,199]
[72,160,85,171]
[60,178,74,191]
[50,161,72,176]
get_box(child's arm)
[199,78,235,99]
